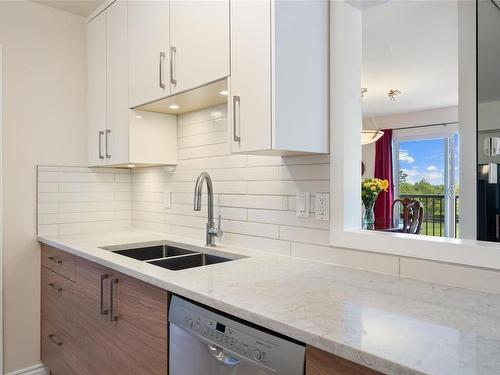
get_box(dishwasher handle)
[207,344,241,367]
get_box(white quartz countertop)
[38,229,500,375]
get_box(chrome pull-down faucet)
[193,172,223,246]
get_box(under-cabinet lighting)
[127,164,136,168]
[135,115,143,119]
[219,90,229,96]
[169,104,180,110]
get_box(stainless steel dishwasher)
[169,295,305,375]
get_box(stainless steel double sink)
[102,243,236,271]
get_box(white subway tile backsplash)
[247,180,329,195]
[279,226,330,246]
[37,166,132,236]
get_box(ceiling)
[32,0,105,17]
[362,0,458,118]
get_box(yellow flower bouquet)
[361,178,389,229]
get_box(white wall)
[0,2,87,372]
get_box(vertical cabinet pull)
[110,278,118,321]
[170,46,177,85]
[105,129,111,159]
[48,334,63,346]
[100,274,108,315]
[232,96,241,142]
[98,131,105,159]
[159,52,166,89]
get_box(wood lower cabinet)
[306,346,383,375]
[41,245,169,374]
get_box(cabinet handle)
[105,129,111,159]
[110,278,118,321]
[48,334,63,346]
[159,52,166,89]
[48,282,63,292]
[232,96,241,142]
[170,46,177,85]
[100,274,108,315]
[98,131,104,159]
[47,256,62,265]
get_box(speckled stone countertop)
[38,229,500,375]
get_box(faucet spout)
[193,172,221,246]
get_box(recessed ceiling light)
[169,104,180,110]
[219,90,229,96]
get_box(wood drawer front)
[42,316,84,375]
[306,346,383,375]
[41,267,76,339]
[41,244,76,281]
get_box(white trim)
[329,1,500,271]
[5,363,48,375]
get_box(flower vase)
[363,201,375,230]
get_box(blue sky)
[398,135,459,185]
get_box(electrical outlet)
[296,191,310,218]
[315,193,329,221]
[163,190,171,209]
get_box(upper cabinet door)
[230,0,272,153]
[128,0,170,108]
[87,11,107,167]
[106,0,129,165]
[170,0,230,93]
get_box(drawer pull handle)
[48,334,63,346]
[48,283,62,292]
[110,278,118,322]
[47,256,62,264]
[100,274,108,315]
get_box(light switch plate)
[296,191,310,218]
[315,193,329,221]
[163,190,171,209]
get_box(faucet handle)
[216,214,223,240]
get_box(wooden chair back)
[392,197,424,234]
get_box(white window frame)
[392,125,459,238]
[330,1,500,272]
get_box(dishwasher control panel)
[169,295,306,375]
[182,305,275,365]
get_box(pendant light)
[361,88,384,145]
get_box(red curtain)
[374,129,394,229]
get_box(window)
[393,126,459,238]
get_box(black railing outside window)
[397,194,459,238]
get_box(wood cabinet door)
[306,346,383,375]
[87,11,107,167]
[74,257,117,374]
[74,257,169,375]
[170,0,230,94]
[128,0,170,107]
[106,270,169,375]
[230,0,272,153]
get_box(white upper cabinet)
[128,0,170,108]
[230,0,329,155]
[170,0,230,94]
[87,1,177,168]
[87,11,107,166]
[106,0,129,165]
